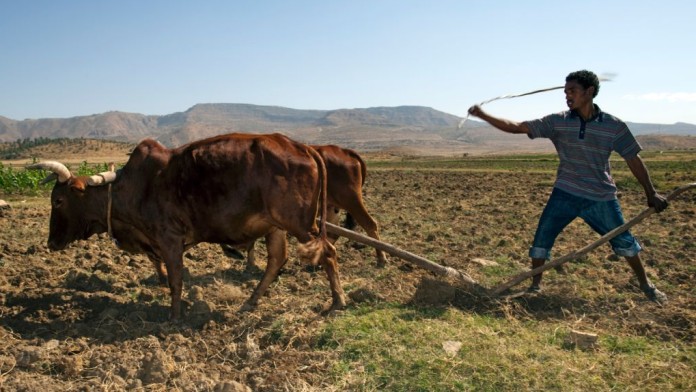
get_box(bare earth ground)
[1,169,695,391]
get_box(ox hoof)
[243,264,262,275]
[316,296,347,316]
[330,297,347,312]
[221,245,245,260]
[168,311,183,323]
[526,285,541,294]
[376,251,389,266]
[239,301,258,313]
[321,306,344,317]
[350,242,367,250]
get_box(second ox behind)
[222,144,388,268]
[30,133,347,320]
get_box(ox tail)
[341,148,364,231]
[311,146,329,241]
[299,146,346,310]
[296,146,336,266]
[351,149,368,187]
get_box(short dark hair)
[566,70,600,98]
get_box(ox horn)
[86,170,117,186]
[26,161,72,183]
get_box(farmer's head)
[564,70,600,111]
[566,70,600,98]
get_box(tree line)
[0,137,91,159]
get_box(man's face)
[564,80,594,111]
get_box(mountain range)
[2,104,695,154]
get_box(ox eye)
[52,198,64,209]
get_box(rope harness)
[107,183,113,239]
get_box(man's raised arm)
[468,105,530,135]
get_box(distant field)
[2,143,694,196]
[0,138,135,166]
[2,134,695,166]
[366,150,696,188]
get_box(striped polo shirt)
[524,104,642,201]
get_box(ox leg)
[243,230,287,310]
[347,202,388,267]
[245,240,257,271]
[320,240,347,312]
[220,241,258,272]
[148,256,169,286]
[326,207,341,244]
[160,248,185,320]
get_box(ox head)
[27,161,117,251]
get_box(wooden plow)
[325,182,696,297]
[326,222,487,292]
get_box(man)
[468,70,669,303]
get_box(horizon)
[2,1,695,124]
[0,102,696,127]
[1,102,695,127]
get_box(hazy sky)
[2,0,695,124]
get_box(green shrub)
[0,161,113,195]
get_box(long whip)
[458,73,617,129]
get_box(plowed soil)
[1,169,695,391]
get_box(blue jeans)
[529,188,642,260]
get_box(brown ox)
[222,144,388,268]
[29,133,346,319]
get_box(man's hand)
[648,192,669,213]
[468,105,483,118]
[624,155,669,213]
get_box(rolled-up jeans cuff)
[612,242,642,257]
[529,247,551,260]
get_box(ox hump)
[126,139,171,166]
[135,138,167,154]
